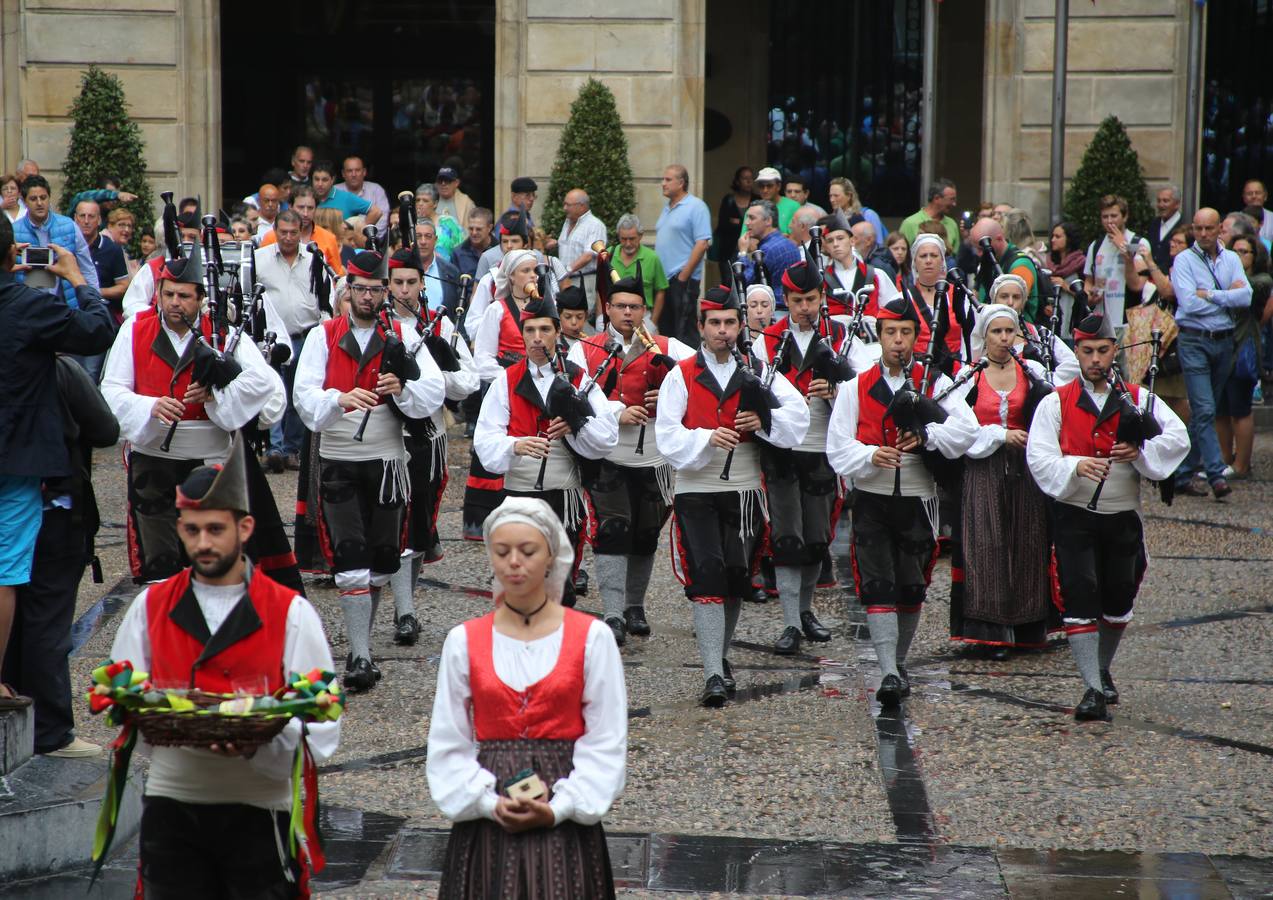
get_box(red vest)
[1056,379,1140,459]
[855,362,935,447]
[825,260,879,317]
[760,320,847,394]
[579,332,671,408]
[145,568,295,692]
[676,353,755,442]
[503,357,586,438]
[907,287,964,359]
[322,315,405,407]
[971,365,1028,430]
[465,608,590,742]
[496,298,526,363]
[145,256,166,309]
[131,310,214,421]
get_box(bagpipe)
[1085,333,1168,510]
[533,336,607,490]
[883,351,957,494]
[352,295,422,443]
[1085,359,1163,511]
[720,335,785,482]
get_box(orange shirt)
[260,224,345,276]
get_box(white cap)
[755,167,783,183]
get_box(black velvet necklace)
[505,595,550,626]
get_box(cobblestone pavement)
[48,432,1273,897]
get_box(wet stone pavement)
[23,435,1273,897]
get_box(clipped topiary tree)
[542,78,636,241]
[1062,115,1155,248]
[59,65,156,257]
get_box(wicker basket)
[131,691,291,751]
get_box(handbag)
[1234,332,1260,382]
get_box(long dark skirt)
[439,739,614,900]
[950,447,1050,649]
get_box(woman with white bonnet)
[427,497,627,898]
[902,232,973,364]
[745,282,775,335]
[949,303,1054,658]
[981,273,1080,385]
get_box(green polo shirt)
[899,210,959,250]
[608,245,669,309]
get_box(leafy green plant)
[542,78,636,241]
[1062,115,1155,247]
[59,65,155,257]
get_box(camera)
[18,246,53,267]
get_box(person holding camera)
[1082,195,1150,328]
[0,216,115,709]
[11,175,99,308]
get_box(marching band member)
[826,296,978,707]
[977,273,1080,385]
[568,271,695,644]
[556,283,590,350]
[754,255,874,655]
[101,241,285,585]
[950,304,1054,655]
[819,214,900,322]
[1026,312,1188,721]
[386,248,479,646]
[656,287,808,707]
[462,249,540,539]
[292,249,445,691]
[902,233,974,365]
[473,288,617,608]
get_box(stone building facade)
[0,0,1219,236]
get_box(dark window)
[1200,0,1273,211]
[766,0,926,216]
[220,1,495,208]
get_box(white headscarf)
[494,249,538,300]
[970,303,1020,361]
[482,497,574,603]
[745,283,775,304]
[988,273,1028,305]
[910,233,948,262]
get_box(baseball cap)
[436,167,459,183]
[755,167,782,183]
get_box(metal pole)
[920,0,938,204]
[1048,0,1069,225]
[1181,0,1204,214]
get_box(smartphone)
[19,246,53,267]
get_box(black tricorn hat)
[519,291,560,325]
[700,284,740,313]
[347,250,388,282]
[610,259,644,300]
[159,236,205,286]
[1073,311,1116,341]
[176,432,250,514]
[556,284,587,311]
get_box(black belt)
[1178,326,1234,340]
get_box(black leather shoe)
[394,614,420,646]
[721,659,737,695]
[801,610,832,642]
[897,665,911,698]
[462,523,483,542]
[604,616,626,647]
[876,674,904,708]
[989,645,1010,662]
[700,675,728,708]
[1100,669,1119,705]
[1074,687,1112,721]
[624,606,651,636]
[370,658,382,681]
[573,569,589,596]
[773,626,802,655]
[343,657,376,692]
[265,451,285,474]
[746,581,770,603]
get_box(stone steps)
[0,709,141,883]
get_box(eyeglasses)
[609,302,645,312]
[350,285,386,296]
